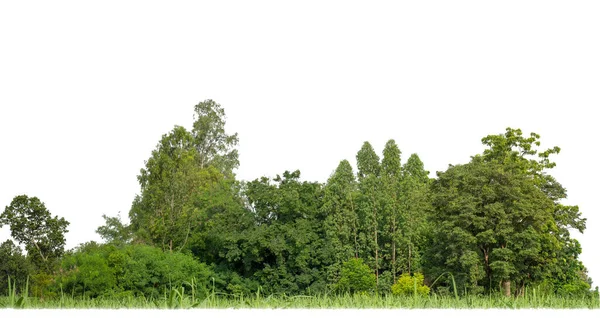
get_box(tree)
[480,128,587,295]
[356,142,382,284]
[96,212,132,245]
[0,240,31,295]
[1,195,69,272]
[129,126,204,252]
[426,128,587,296]
[398,154,431,275]
[192,99,239,175]
[322,160,360,285]
[242,170,327,294]
[130,100,241,253]
[380,140,402,282]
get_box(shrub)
[334,258,376,294]
[53,242,214,298]
[0,240,31,296]
[391,272,430,297]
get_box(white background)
[1,1,598,288]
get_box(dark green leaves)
[1,195,69,272]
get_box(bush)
[334,258,376,294]
[57,247,116,298]
[0,240,31,296]
[53,242,214,298]
[391,272,430,297]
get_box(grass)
[2,275,598,309]
[1,290,599,309]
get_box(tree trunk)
[408,244,411,275]
[375,232,379,285]
[482,247,491,290]
[372,191,378,286]
[502,280,511,297]
[516,282,525,297]
[350,196,359,259]
[392,235,396,282]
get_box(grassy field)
[1,290,599,309]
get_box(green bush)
[0,240,31,296]
[57,247,116,298]
[334,258,376,294]
[391,272,430,297]
[53,242,214,299]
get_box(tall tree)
[426,128,586,296]
[0,195,69,272]
[130,100,241,253]
[399,153,431,275]
[356,142,382,284]
[480,128,587,295]
[130,126,204,252]
[192,99,239,175]
[322,160,360,284]
[380,140,402,282]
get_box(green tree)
[426,128,587,296]
[188,176,254,272]
[480,128,587,295]
[242,170,327,294]
[129,126,204,252]
[398,154,431,275]
[356,142,382,285]
[380,140,402,283]
[0,240,31,295]
[96,212,131,245]
[1,195,69,272]
[130,100,240,254]
[322,160,360,285]
[192,99,239,175]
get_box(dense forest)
[1,100,595,301]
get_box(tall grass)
[2,276,598,309]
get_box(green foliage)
[397,153,431,275]
[335,258,376,294]
[54,243,214,299]
[130,125,203,251]
[2,291,600,309]
[243,170,327,295]
[391,272,430,297]
[380,140,402,283]
[5,98,592,304]
[1,195,69,273]
[0,240,31,296]
[129,100,241,255]
[425,128,590,296]
[96,212,131,245]
[192,99,239,175]
[355,142,382,283]
[322,160,359,285]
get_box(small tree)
[1,195,69,272]
[335,258,376,294]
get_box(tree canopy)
[1,104,593,300]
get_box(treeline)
[1,100,594,299]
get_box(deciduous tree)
[1,195,69,272]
